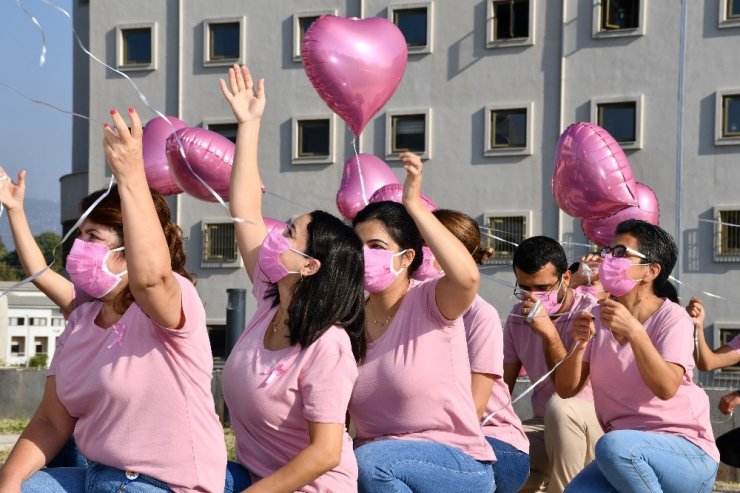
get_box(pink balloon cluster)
[552,122,659,246]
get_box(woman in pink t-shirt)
[218,66,366,493]
[555,219,719,493]
[349,154,495,493]
[0,110,226,492]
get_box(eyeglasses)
[600,244,647,260]
[512,276,562,300]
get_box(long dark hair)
[81,185,193,314]
[267,210,367,361]
[352,201,423,276]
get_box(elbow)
[555,386,578,399]
[696,360,711,372]
[318,449,341,473]
[655,385,679,401]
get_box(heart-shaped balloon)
[336,153,401,220]
[369,183,437,212]
[302,16,408,136]
[166,128,235,202]
[582,183,660,246]
[142,116,187,196]
[552,122,638,220]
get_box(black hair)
[268,210,366,361]
[655,279,679,303]
[615,219,677,292]
[512,236,568,276]
[568,262,581,274]
[352,201,423,276]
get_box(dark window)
[203,223,237,263]
[491,109,527,148]
[299,16,320,44]
[209,22,240,61]
[122,28,152,65]
[393,8,428,47]
[298,119,330,157]
[208,123,238,144]
[391,115,426,153]
[597,102,636,143]
[10,336,25,356]
[730,0,740,18]
[486,216,526,260]
[601,0,640,30]
[720,210,740,255]
[722,95,740,138]
[493,0,529,40]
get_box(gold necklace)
[270,312,284,334]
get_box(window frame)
[388,2,434,54]
[712,323,740,372]
[590,95,643,150]
[293,9,338,62]
[482,211,531,265]
[713,206,740,262]
[291,115,336,165]
[10,336,26,357]
[592,0,646,39]
[385,109,432,160]
[484,102,534,156]
[203,119,239,144]
[714,89,740,146]
[486,0,536,49]
[202,17,247,67]
[116,23,157,71]
[201,219,242,268]
[720,0,740,28]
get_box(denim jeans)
[47,437,89,469]
[223,461,253,492]
[564,430,718,493]
[355,439,494,493]
[22,462,172,492]
[485,437,530,493]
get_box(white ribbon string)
[351,137,369,206]
[698,218,740,228]
[479,228,519,247]
[16,0,47,66]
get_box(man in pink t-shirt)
[503,236,602,493]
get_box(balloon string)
[479,229,519,248]
[668,275,724,300]
[0,80,102,125]
[264,191,313,211]
[351,136,368,205]
[16,0,47,66]
[698,218,740,228]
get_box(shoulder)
[465,296,501,324]
[651,299,692,330]
[570,289,599,312]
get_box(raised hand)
[572,311,596,348]
[220,65,266,124]
[103,108,144,180]
[598,297,642,342]
[0,167,27,212]
[718,391,740,415]
[686,296,704,328]
[400,152,423,208]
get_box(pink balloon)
[263,217,287,232]
[582,183,660,246]
[336,153,401,220]
[369,183,437,212]
[142,116,187,195]
[552,122,638,220]
[302,16,408,136]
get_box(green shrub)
[27,353,48,369]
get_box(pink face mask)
[66,238,127,299]
[519,278,564,315]
[258,227,313,283]
[412,246,443,282]
[599,254,648,297]
[363,247,408,293]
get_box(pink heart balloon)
[582,183,660,246]
[369,183,437,212]
[142,116,187,196]
[302,16,408,136]
[336,153,401,220]
[166,128,235,202]
[552,122,638,220]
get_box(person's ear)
[644,263,661,284]
[301,258,321,278]
[562,269,572,288]
[400,248,415,269]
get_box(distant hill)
[0,198,61,251]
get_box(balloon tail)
[351,136,368,205]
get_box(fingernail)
[128,107,134,113]
[110,109,117,115]
[103,123,110,128]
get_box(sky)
[0,0,73,203]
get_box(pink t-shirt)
[503,289,597,418]
[464,296,529,454]
[728,334,740,352]
[221,266,358,493]
[583,299,720,462]
[349,279,495,462]
[49,274,226,493]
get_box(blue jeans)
[223,461,253,492]
[564,430,718,493]
[485,437,529,493]
[47,437,89,469]
[355,439,494,493]
[22,462,172,492]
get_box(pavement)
[0,433,20,449]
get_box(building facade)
[62,1,740,378]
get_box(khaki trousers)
[518,395,603,493]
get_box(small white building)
[0,282,66,367]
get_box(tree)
[2,231,64,279]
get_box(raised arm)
[400,152,479,320]
[220,65,268,281]
[688,297,740,371]
[104,109,182,329]
[554,312,592,398]
[0,168,74,312]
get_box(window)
[714,208,740,262]
[9,317,25,326]
[716,91,740,145]
[293,10,336,62]
[487,0,534,48]
[385,109,431,159]
[720,0,740,27]
[29,318,48,326]
[483,212,530,264]
[10,336,25,357]
[389,3,433,53]
[591,96,643,149]
[205,122,238,144]
[116,24,156,70]
[34,337,48,354]
[593,0,644,38]
[484,103,533,156]
[51,318,65,327]
[717,326,740,372]
[202,220,240,268]
[292,116,335,165]
[203,17,246,66]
